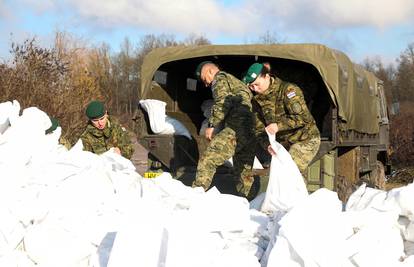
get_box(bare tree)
[257,30,281,44]
[362,56,396,103]
[395,43,414,102]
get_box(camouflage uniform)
[254,76,320,178]
[80,116,134,159]
[193,71,256,197]
[59,136,72,150]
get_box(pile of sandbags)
[0,100,268,267]
[1,100,414,267]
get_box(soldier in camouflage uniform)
[193,61,256,197]
[80,100,134,159]
[243,63,320,179]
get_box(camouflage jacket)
[59,136,72,150]
[80,116,134,159]
[254,76,320,149]
[209,71,255,136]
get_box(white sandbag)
[253,156,264,169]
[406,222,414,243]
[341,209,404,265]
[250,192,266,210]
[139,99,192,139]
[0,208,26,257]
[24,222,94,267]
[0,107,52,167]
[347,183,414,223]
[0,101,12,135]
[266,189,349,267]
[161,221,227,267]
[164,116,192,139]
[0,100,20,135]
[405,241,414,256]
[346,183,400,213]
[189,187,250,232]
[393,182,414,221]
[401,255,414,266]
[266,235,302,267]
[346,223,404,267]
[139,99,167,133]
[261,133,308,214]
[107,202,169,267]
[0,250,35,267]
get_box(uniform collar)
[269,76,283,92]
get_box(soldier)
[45,117,72,149]
[243,63,321,180]
[193,61,256,198]
[80,100,134,159]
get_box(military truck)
[134,44,390,201]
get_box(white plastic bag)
[261,133,308,213]
[139,99,191,139]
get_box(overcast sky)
[1,0,413,64]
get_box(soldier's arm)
[59,137,72,150]
[253,101,270,151]
[277,85,313,132]
[209,77,232,127]
[258,97,277,126]
[114,124,135,159]
[80,135,93,152]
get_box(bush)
[0,38,105,145]
[389,101,414,166]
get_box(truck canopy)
[140,43,382,134]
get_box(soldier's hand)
[113,147,122,155]
[205,127,215,141]
[265,123,279,135]
[267,145,276,156]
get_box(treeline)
[362,45,414,166]
[0,32,210,143]
[0,32,413,166]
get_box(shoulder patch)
[286,88,296,99]
[291,102,303,114]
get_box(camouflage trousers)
[193,127,255,197]
[289,136,321,181]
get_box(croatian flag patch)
[287,90,296,99]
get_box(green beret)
[46,117,59,134]
[195,61,212,80]
[243,63,263,84]
[86,100,105,119]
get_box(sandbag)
[0,100,20,135]
[139,99,191,139]
[261,133,308,213]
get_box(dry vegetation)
[0,32,210,144]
